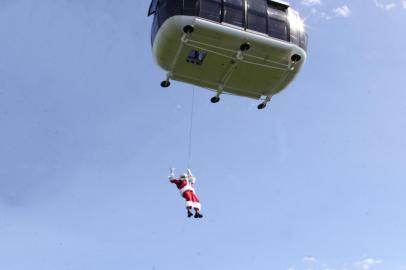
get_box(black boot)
[194,212,203,219]
[187,211,193,218]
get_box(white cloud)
[402,0,406,9]
[384,3,396,10]
[305,3,352,20]
[303,256,318,263]
[302,0,322,5]
[289,256,384,270]
[374,0,397,10]
[309,8,331,20]
[356,258,383,270]
[333,5,351,17]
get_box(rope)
[187,87,195,169]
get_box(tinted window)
[267,7,288,41]
[157,0,168,25]
[268,17,288,41]
[223,0,244,28]
[156,0,179,26]
[148,0,159,15]
[288,9,307,51]
[183,0,199,16]
[290,31,299,46]
[300,32,308,50]
[199,0,222,22]
[267,4,286,20]
[288,13,299,46]
[247,0,267,33]
[151,14,159,44]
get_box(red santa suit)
[169,175,201,210]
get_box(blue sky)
[0,1,405,270]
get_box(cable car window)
[290,31,299,46]
[157,0,168,25]
[148,0,159,16]
[267,5,286,20]
[300,32,308,50]
[288,19,298,45]
[199,0,222,22]
[247,0,267,34]
[223,0,244,28]
[183,0,199,16]
[151,13,159,43]
[267,6,288,41]
[156,0,179,26]
[268,17,288,41]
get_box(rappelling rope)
[187,87,195,169]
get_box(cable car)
[148,0,308,109]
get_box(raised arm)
[168,168,176,182]
[187,169,196,184]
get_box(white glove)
[187,169,193,177]
[168,168,175,179]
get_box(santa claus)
[168,168,203,218]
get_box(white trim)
[179,185,195,195]
[193,202,201,210]
[186,201,195,208]
[220,22,244,31]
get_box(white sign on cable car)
[148,0,308,110]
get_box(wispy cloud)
[305,4,351,20]
[402,0,406,9]
[290,256,385,270]
[302,0,322,6]
[303,256,318,263]
[320,11,332,20]
[333,5,351,17]
[309,8,332,20]
[374,0,397,10]
[356,258,383,270]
